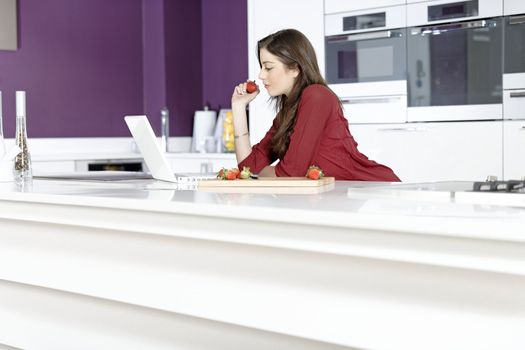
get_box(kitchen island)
[0,178,524,350]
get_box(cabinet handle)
[327,30,393,43]
[509,15,525,25]
[510,91,525,98]
[341,96,402,104]
[413,20,487,35]
[378,127,428,132]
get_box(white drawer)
[504,89,525,120]
[33,161,76,174]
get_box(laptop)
[125,115,217,183]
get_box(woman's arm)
[232,104,252,163]
[232,82,278,174]
[231,82,258,164]
[259,165,276,177]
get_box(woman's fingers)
[233,81,257,98]
[238,83,247,95]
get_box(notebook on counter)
[125,115,217,183]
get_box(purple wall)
[0,0,248,138]
[0,0,144,137]
[202,0,248,111]
[164,0,203,137]
[143,0,167,129]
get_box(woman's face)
[258,48,299,97]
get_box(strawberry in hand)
[306,165,324,180]
[246,81,258,94]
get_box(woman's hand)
[231,80,259,108]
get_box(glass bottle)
[160,107,169,152]
[14,91,32,181]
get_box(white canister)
[191,108,217,153]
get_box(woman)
[231,29,400,181]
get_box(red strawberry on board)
[306,165,324,180]
[230,168,240,178]
[226,170,237,180]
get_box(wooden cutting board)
[198,176,335,187]
[198,182,335,194]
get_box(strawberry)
[226,170,237,180]
[230,168,240,178]
[246,81,258,93]
[306,165,324,180]
[217,168,225,179]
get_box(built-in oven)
[503,3,525,120]
[324,5,407,123]
[406,0,503,122]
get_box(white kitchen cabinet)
[504,89,525,120]
[504,0,525,15]
[167,154,237,174]
[169,157,203,173]
[32,160,76,174]
[503,120,525,179]
[247,0,324,144]
[350,121,503,182]
[324,0,405,14]
[208,157,237,172]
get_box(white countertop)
[1,178,524,243]
[1,177,524,349]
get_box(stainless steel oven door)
[325,29,406,86]
[325,29,407,124]
[325,6,407,124]
[407,17,503,122]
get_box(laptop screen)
[124,115,177,182]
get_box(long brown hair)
[257,29,328,159]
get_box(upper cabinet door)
[0,0,17,50]
[324,0,405,14]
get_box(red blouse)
[238,84,401,181]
